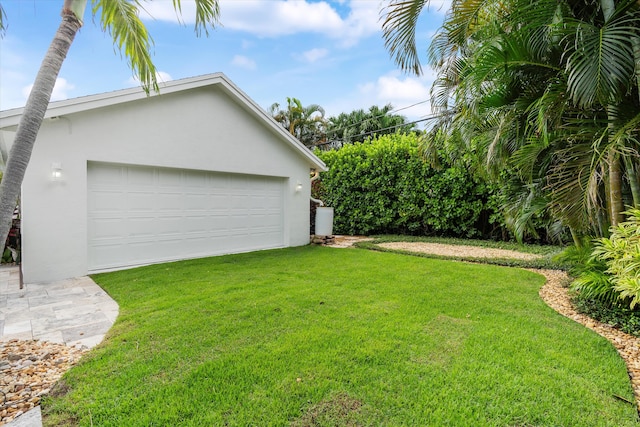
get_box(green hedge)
[315,134,495,237]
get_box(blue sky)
[0,0,449,124]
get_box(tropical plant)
[0,0,220,252]
[325,104,415,147]
[572,208,640,309]
[380,0,640,243]
[268,97,327,148]
[573,296,640,336]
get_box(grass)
[359,235,568,269]
[42,246,638,426]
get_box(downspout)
[310,170,325,206]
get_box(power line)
[316,111,451,148]
[389,99,431,114]
[324,99,432,138]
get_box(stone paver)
[0,268,118,348]
[1,265,119,426]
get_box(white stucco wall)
[5,82,320,283]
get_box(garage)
[0,73,326,283]
[87,162,285,271]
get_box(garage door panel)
[185,194,209,210]
[157,193,184,210]
[89,218,125,240]
[88,163,285,271]
[128,167,155,186]
[128,192,156,211]
[91,164,125,184]
[183,215,209,233]
[90,190,127,212]
[91,242,128,264]
[128,217,159,237]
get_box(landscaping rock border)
[0,340,86,425]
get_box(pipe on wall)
[310,170,324,207]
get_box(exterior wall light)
[51,162,63,181]
[295,182,303,192]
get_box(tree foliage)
[268,97,326,148]
[572,208,640,309]
[325,104,416,147]
[381,0,640,243]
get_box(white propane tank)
[315,207,334,236]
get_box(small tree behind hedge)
[315,133,493,237]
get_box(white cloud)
[301,48,329,63]
[372,72,435,121]
[376,74,430,100]
[326,71,436,123]
[155,71,173,83]
[337,0,380,47]
[231,55,257,70]
[22,77,75,103]
[140,0,381,46]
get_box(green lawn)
[42,246,638,426]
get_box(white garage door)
[87,162,285,271]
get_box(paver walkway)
[0,266,118,348]
[1,266,118,427]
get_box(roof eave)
[0,72,327,171]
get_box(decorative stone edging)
[0,339,86,425]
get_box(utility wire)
[324,98,432,137]
[317,111,451,148]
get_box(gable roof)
[0,72,327,171]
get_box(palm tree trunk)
[569,227,583,249]
[0,8,83,251]
[608,149,624,226]
[606,102,625,227]
[623,155,640,207]
[633,36,640,102]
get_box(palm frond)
[564,11,639,108]
[571,269,619,305]
[447,0,509,46]
[546,134,607,232]
[192,0,220,36]
[0,3,6,38]
[502,180,549,243]
[381,0,428,75]
[168,0,220,36]
[93,0,158,93]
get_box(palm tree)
[268,97,327,148]
[326,104,416,147]
[381,0,640,241]
[0,0,220,249]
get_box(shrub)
[571,209,640,309]
[315,134,492,237]
[573,296,640,337]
